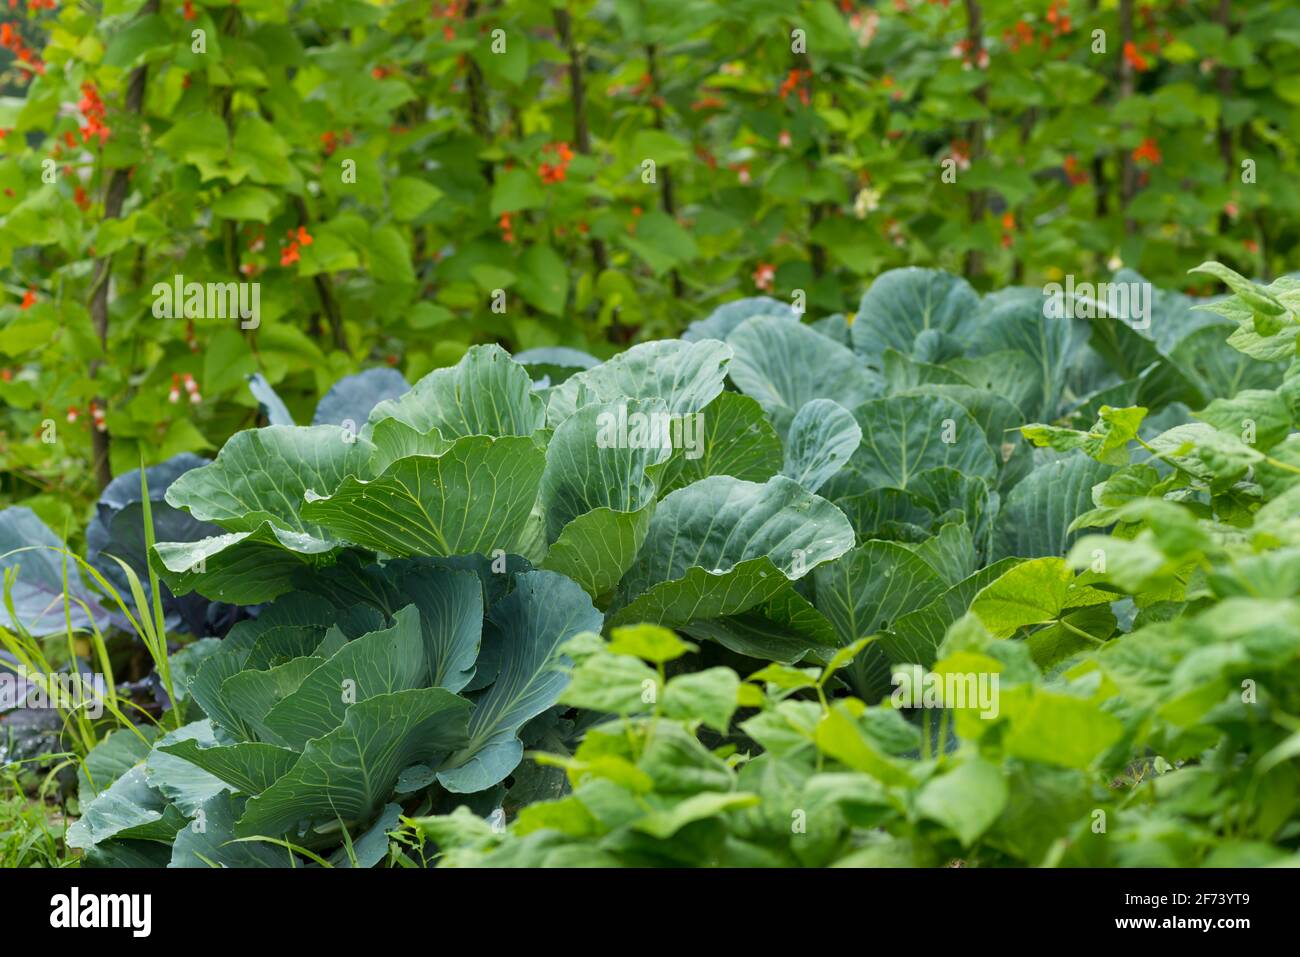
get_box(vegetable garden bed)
[6,263,1300,868]
[1,0,1299,875]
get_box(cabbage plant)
[66,264,1299,866]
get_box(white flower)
[853,187,881,219]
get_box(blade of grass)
[227,836,331,867]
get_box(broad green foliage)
[0,0,1289,873]
[852,268,981,362]
[32,259,1300,866]
[422,262,1300,867]
[366,345,545,439]
[0,505,106,635]
[69,566,600,863]
[4,0,1298,532]
[781,398,862,494]
[545,339,732,427]
[418,586,1299,867]
[726,315,882,436]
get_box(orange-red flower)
[0,20,40,70]
[280,227,313,266]
[778,69,811,105]
[1064,154,1088,185]
[1004,19,1035,52]
[1132,137,1161,165]
[539,142,574,184]
[20,287,35,309]
[1000,212,1016,248]
[753,262,775,291]
[1045,1,1071,34]
[1123,41,1150,72]
[78,83,110,144]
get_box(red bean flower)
[538,142,574,184]
[1123,41,1150,73]
[1132,137,1161,165]
[78,83,110,144]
